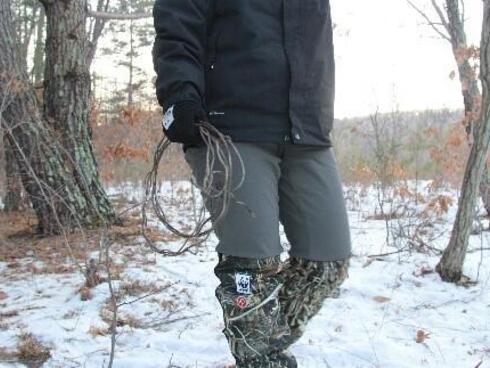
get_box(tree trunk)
[128,14,134,107]
[32,3,44,85]
[40,0,116,226]
[0,0,116,234]
[86,0,110,66]
[3,0,43,211]
[2,133,22,212]
[436,1,490,282]
[444,0,490,215]
[17,1,39,64]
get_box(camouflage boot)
[275,257,350,350]
[214,254,297,368]
[235,351,297,368]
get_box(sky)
[332,0,483,118]
[93,0,484,119]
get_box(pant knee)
[279,256,350,317]
[286,256,350,286]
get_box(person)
[152,1,352,367]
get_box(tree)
[2,0,43,211]
[31,2,44,84]
[2,136,22,211]
[0,0,116,233]
[436,0,490,282]
[100,0,153,108]
[407,0,490,214]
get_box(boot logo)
[235,273,252,295]
[235,296,249,309]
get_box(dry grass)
[118,313,143,329]
[99,306,144,329]
[16,332,51,368]
[0,211,95,268]
[120,278,164,297]
[79,286,93,301]
[88,325,110,337]
[157,298,179,311]
[0,207,178,280]
[0,347,17,363]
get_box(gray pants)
[184,143,351,261]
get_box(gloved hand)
[162,101,206,145]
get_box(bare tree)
[436,0,490,282]
[407,0,490,214]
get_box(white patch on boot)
[235,273,252,295]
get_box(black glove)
[162,101,206,145]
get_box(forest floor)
[0,181,489,368]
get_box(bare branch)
[460,0,465,27]
[406,0,451,43]
[431,0,450,32]
[101,229,117,368]
[88,10,151,20]
[86,0,111,65]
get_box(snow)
[0,182,489,368]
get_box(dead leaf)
[416,329,430,343]
[413,265,434,277]
[0,290,7,300]
[457,275,478,288]
[373,295,391,303]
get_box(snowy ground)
[0,182,489,368]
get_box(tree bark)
[2,133,22,212]
[442,0,490,215]
[128,13,134,107]
[409,0,490,214]
[436,0,490,282]
[31,3,44,84]
[444,0,481,135]
[40,0,116,226]
[0,0,116,234]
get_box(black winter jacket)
[152,0,335,146]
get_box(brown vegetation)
[16,332,51,368]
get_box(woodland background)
[0,0,490,367]
[0,0,477,197]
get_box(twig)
[141,312,211,329]
[367,248,409,258]
[117,283,175,308]
[406,0,451,42]
[101,229,117,368]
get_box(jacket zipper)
[282,0,294,142]
[208,26,220,70]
